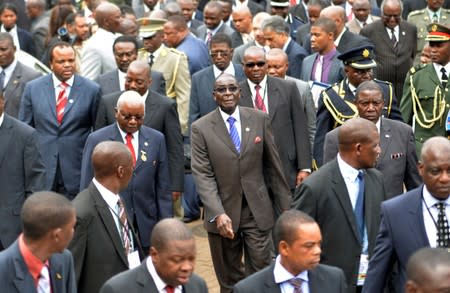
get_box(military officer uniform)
[314,45,403,167]
[137,18,191,136]
[407,7,450,64]
[401,23,450,155]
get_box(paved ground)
[186,219,220,293]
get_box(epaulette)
[373,78,391,85]
[168,47,186,57]
[138,47,147,53]
[409,63,426,75]
[408,9,426,17]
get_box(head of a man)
[232,7,253,34]
[339,45,377,87]
[355,81,384,124]
[65,12,90,43]
[210,33,233,71]
[425,23,450,66]
[310,17,336,54]
[270,0,289,18]
[320,6,346,35]
[405,247,450,293]
[177,0,195,23]
[115,90,146,135]
[49,42,76,82]
[164,2,183,17]
[139,17,166,53]
[26,0,46,20]
[0,32,16,69]
[427,0,445,12]
[203,1,222,30]
[113,36,138,73]
[307,0,330,25]
[419,137,450,200]
[243,46,267,84]
[125,60,152,96]
[338,117,381,169]
[95,2,123,33]
[21,191,76,256]
[274,210,322,276]
[150,219,196,287]
[262,15,290,49]
[252,12,271,47]
[266,48,289,78]
[144,0,159,10]
[120,18,139,36]
[218,0,233,22]
[381,0,402,29]
[352,0,371,23]
[163,15,188,48]
[92,141,134,192]
[213,73,241,115]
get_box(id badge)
[357,254,369,286]
[128,250,140,269]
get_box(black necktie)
[390,28,397,47]
[436,202,449,248]
[0,70,5,90]
[148,54,155,67]
[441,67,448,88]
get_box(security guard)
[401,23,450,155]
[314,44,403,167]
[137,18,191,136]
[407,0,450,64]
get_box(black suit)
[100,259,208,293]
[292,159,386,292]
[233,263,347,293]
[239,76,312,189]
[95,90,184,192]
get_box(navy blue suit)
[177,33,210,75]
[17,27,36,57]
[19,74,101,198]
[285,39,308,79]
[0,240,76,293]
[79,124,172,249]
[362,186,430,293]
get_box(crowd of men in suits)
[1,0,450,291]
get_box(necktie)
[441,67,448,88]
[117,198,131,254]
[288,278,303,293]
[0,70,5,90]
[227,116,240,153]
[125,133,136,166]
[355,170,365,244]
[148,54,155,67]
[436,202,449,248]
[166,285,175,293]
[254,84,267,113]
[56,82,68,125]
[206,31,212,46]
[37,265,51,293]
[314,55,323,82]
[390,28,397,48]
[433,12,438,23]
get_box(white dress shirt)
[219,106,242,142]
[422,185,450,248]
[146,257,182,293]
[246,75,269,113]
[273,255,310,293]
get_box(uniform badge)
[362,49,369,58]
[140,150,147,162]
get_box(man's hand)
[296,170,310,186]
[172,191,182,201]
[216,214,234,239]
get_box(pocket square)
[254,136,261,144]
[391,153,404,160]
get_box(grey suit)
[0,115,46,249]
[323,118,421,198]
[100,259,208,293]
[3,61,41,118]
[232,40,256,65]
[299,52,345,85]
[196,22,235,41]
[292,159,386,292]
[94,69,166,96]
[0,240,76,293]
[233,263,347,293]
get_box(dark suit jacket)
[196,22,235,41]
[362,186,430,293]
[17,27,36,57]
[323,118,421,198]
[189,64,246,125]
[233,263,347,293]
[79,124,172,248]
[300,51,345,84]
[290,2,308,23]
[239,76,312,189]
[3,61,41,118]
[285,39,308,79]
[0,115,46,248]
[246,0,265,16]
[94,69,166,97]
[99,259,208,293]
[95,90,184,192]
[360,20,417,100]
[19,74,101,197]
[292,159,386,292]
[231,31,245,48]
[191,107,291,234]
[0,240,76,293]
[69,183,137,293]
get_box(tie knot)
[166,285,175,293]
[358,170,365,180]
[227,116,236,124]
[288,278,303,289]
[126,133,133,140]
[436,202,446,211]
[117,197,125,208]
[255,84,261,91]
[60,82,68,89]
[441,67,447,75]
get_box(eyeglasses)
[382,14,401,19]
[244,61,266,68]
[214,86,239,94]
[210,51,230,58]
[118,111,144,121]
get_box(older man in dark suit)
[191,74,291,293]
[323,81,421,198]
[240,46,311,190]
[293,117,386,292]
[234,210,347,293]
[100,219,208,293]
[70,141,143,293]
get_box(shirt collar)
[146,257,182,292]
[18,234,47,285]
[0,112,4,128]
[219,105,240,124]
[423,184,450,208]
[273,255,309,284]
[427,7,441,19]
[247,75,267,90]
[1,58,17,74]
[117,69,127,91]
[0,24,17,33]
[92,177,120,211]
[213,63,235,78]
[282,37,292,51]
[337,153,360,183]
[335,27,347,46]
[209,21,224,35]
[117,122,140,138]
[52,74,74,89]
[150,44,164,60]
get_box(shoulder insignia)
[168,48,187,57]
[408,9,425,17]
[373,78,390,85]
[409,63,426,74]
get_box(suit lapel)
[11,242,37,293]
[212,109,240,155]
[0,116,13,167]
[238,108,252,157]
[63,75,80,119]
[144,92,160,126]
[407,186,430,247]
[44,76,58,121]
[239,81,254,108]
[308,267,323,293]
[266,77,279,123]
[49,255,64,293]
[4,64,21,102]
[378,118,391,164]
[135,130,151,170]
[136,261,158,291]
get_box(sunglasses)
[244,61,266,68]
[214,86,239,94]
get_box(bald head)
[117,90,145,111]
[320,6,346,33]
[421,137,450,162]
[232,6,252,34]
[244,45,266,59]
[266,48,289,78]
[125,60,151,95]
[95,2,122,32]
[150,218,194,251]
[92,141,133,180]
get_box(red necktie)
[56,82,68,124]
[125,133,136,166]
[165,285,175,293]
[254,84,267,113]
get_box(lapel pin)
[254,136,261,144]
[385,134,390,138]
[140,150,147,162]
[56,273,62,280]
[13,80,18,84]
[402,31,405,36]
[245,127,250,132]
[153,160,157,166]
[144,142,148,146]
[69,99,74,103]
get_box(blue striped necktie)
[227,116,240,153]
